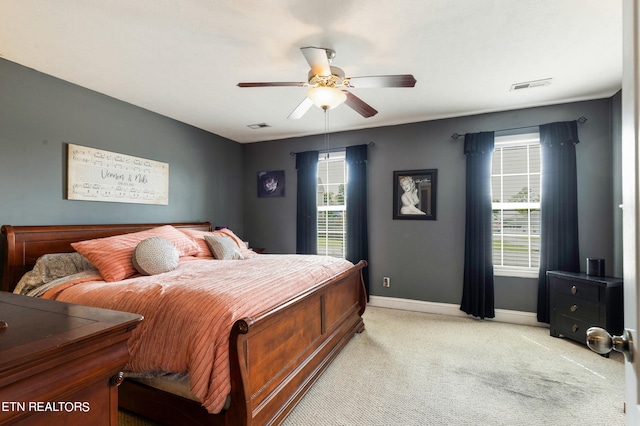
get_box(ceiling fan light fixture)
[307,86,347,110]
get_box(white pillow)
[204,235,244,260]
[132,237,180,275]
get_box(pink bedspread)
[42,254,354,414]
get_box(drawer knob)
[571,285,577,294]
[110,372,124,387]
[570,304,578,312]
[571,324,579,333]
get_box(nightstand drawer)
[553,292,601,324]
[554,314,592,343]
[551,277,600,302]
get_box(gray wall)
[243,98,620,313]
[0,58,244,230]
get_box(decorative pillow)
[204,235,244,260]
[215,228,249,251]
[132,237,180,275]
[71,225,199,282]
[13,252,97,295]
[213,228,258,258]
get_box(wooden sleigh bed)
[1,222,367,426]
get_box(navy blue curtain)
[537,121,580,323]
[346,144,369,300]
[461,132,495,319]
[296,151,319,254]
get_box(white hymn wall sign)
[67,143,169,205]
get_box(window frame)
[492,132,541,279]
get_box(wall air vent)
[510,78,552,91]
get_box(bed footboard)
[227,260,366,425]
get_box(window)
[317,151,347,258]
[491,132,540,278]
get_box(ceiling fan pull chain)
[324,107,330,158]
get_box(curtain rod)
[289,141,375,156]
[450,116,588,140]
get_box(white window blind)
[317,151,347,258]
[492,132,541,278]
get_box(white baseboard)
[368,295,549,328]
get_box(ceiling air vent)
[247,123,271,129]
[510,78,552,91]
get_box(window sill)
[494,267,539,279]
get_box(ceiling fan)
[237,47,417,119]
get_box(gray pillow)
[204,235,244,260]
[132,237,180,275]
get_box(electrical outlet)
[383,277,390,287]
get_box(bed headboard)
[0,222,212,293]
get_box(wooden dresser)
[0,292,142,425]
[548,271,623,347]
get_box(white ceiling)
[0,0,622,143]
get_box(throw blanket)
[41,254,354,413]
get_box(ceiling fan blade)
[300,47,331,77]
[237,82,306,87]
[287,97,314,120]
[344,91,378,118]
[346,74,417,88]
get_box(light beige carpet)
[120,306,625,425]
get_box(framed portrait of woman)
[392,169,437,220]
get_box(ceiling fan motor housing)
[308,66,346,88]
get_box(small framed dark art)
[257,170,285,197]
[393,169,437,220]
